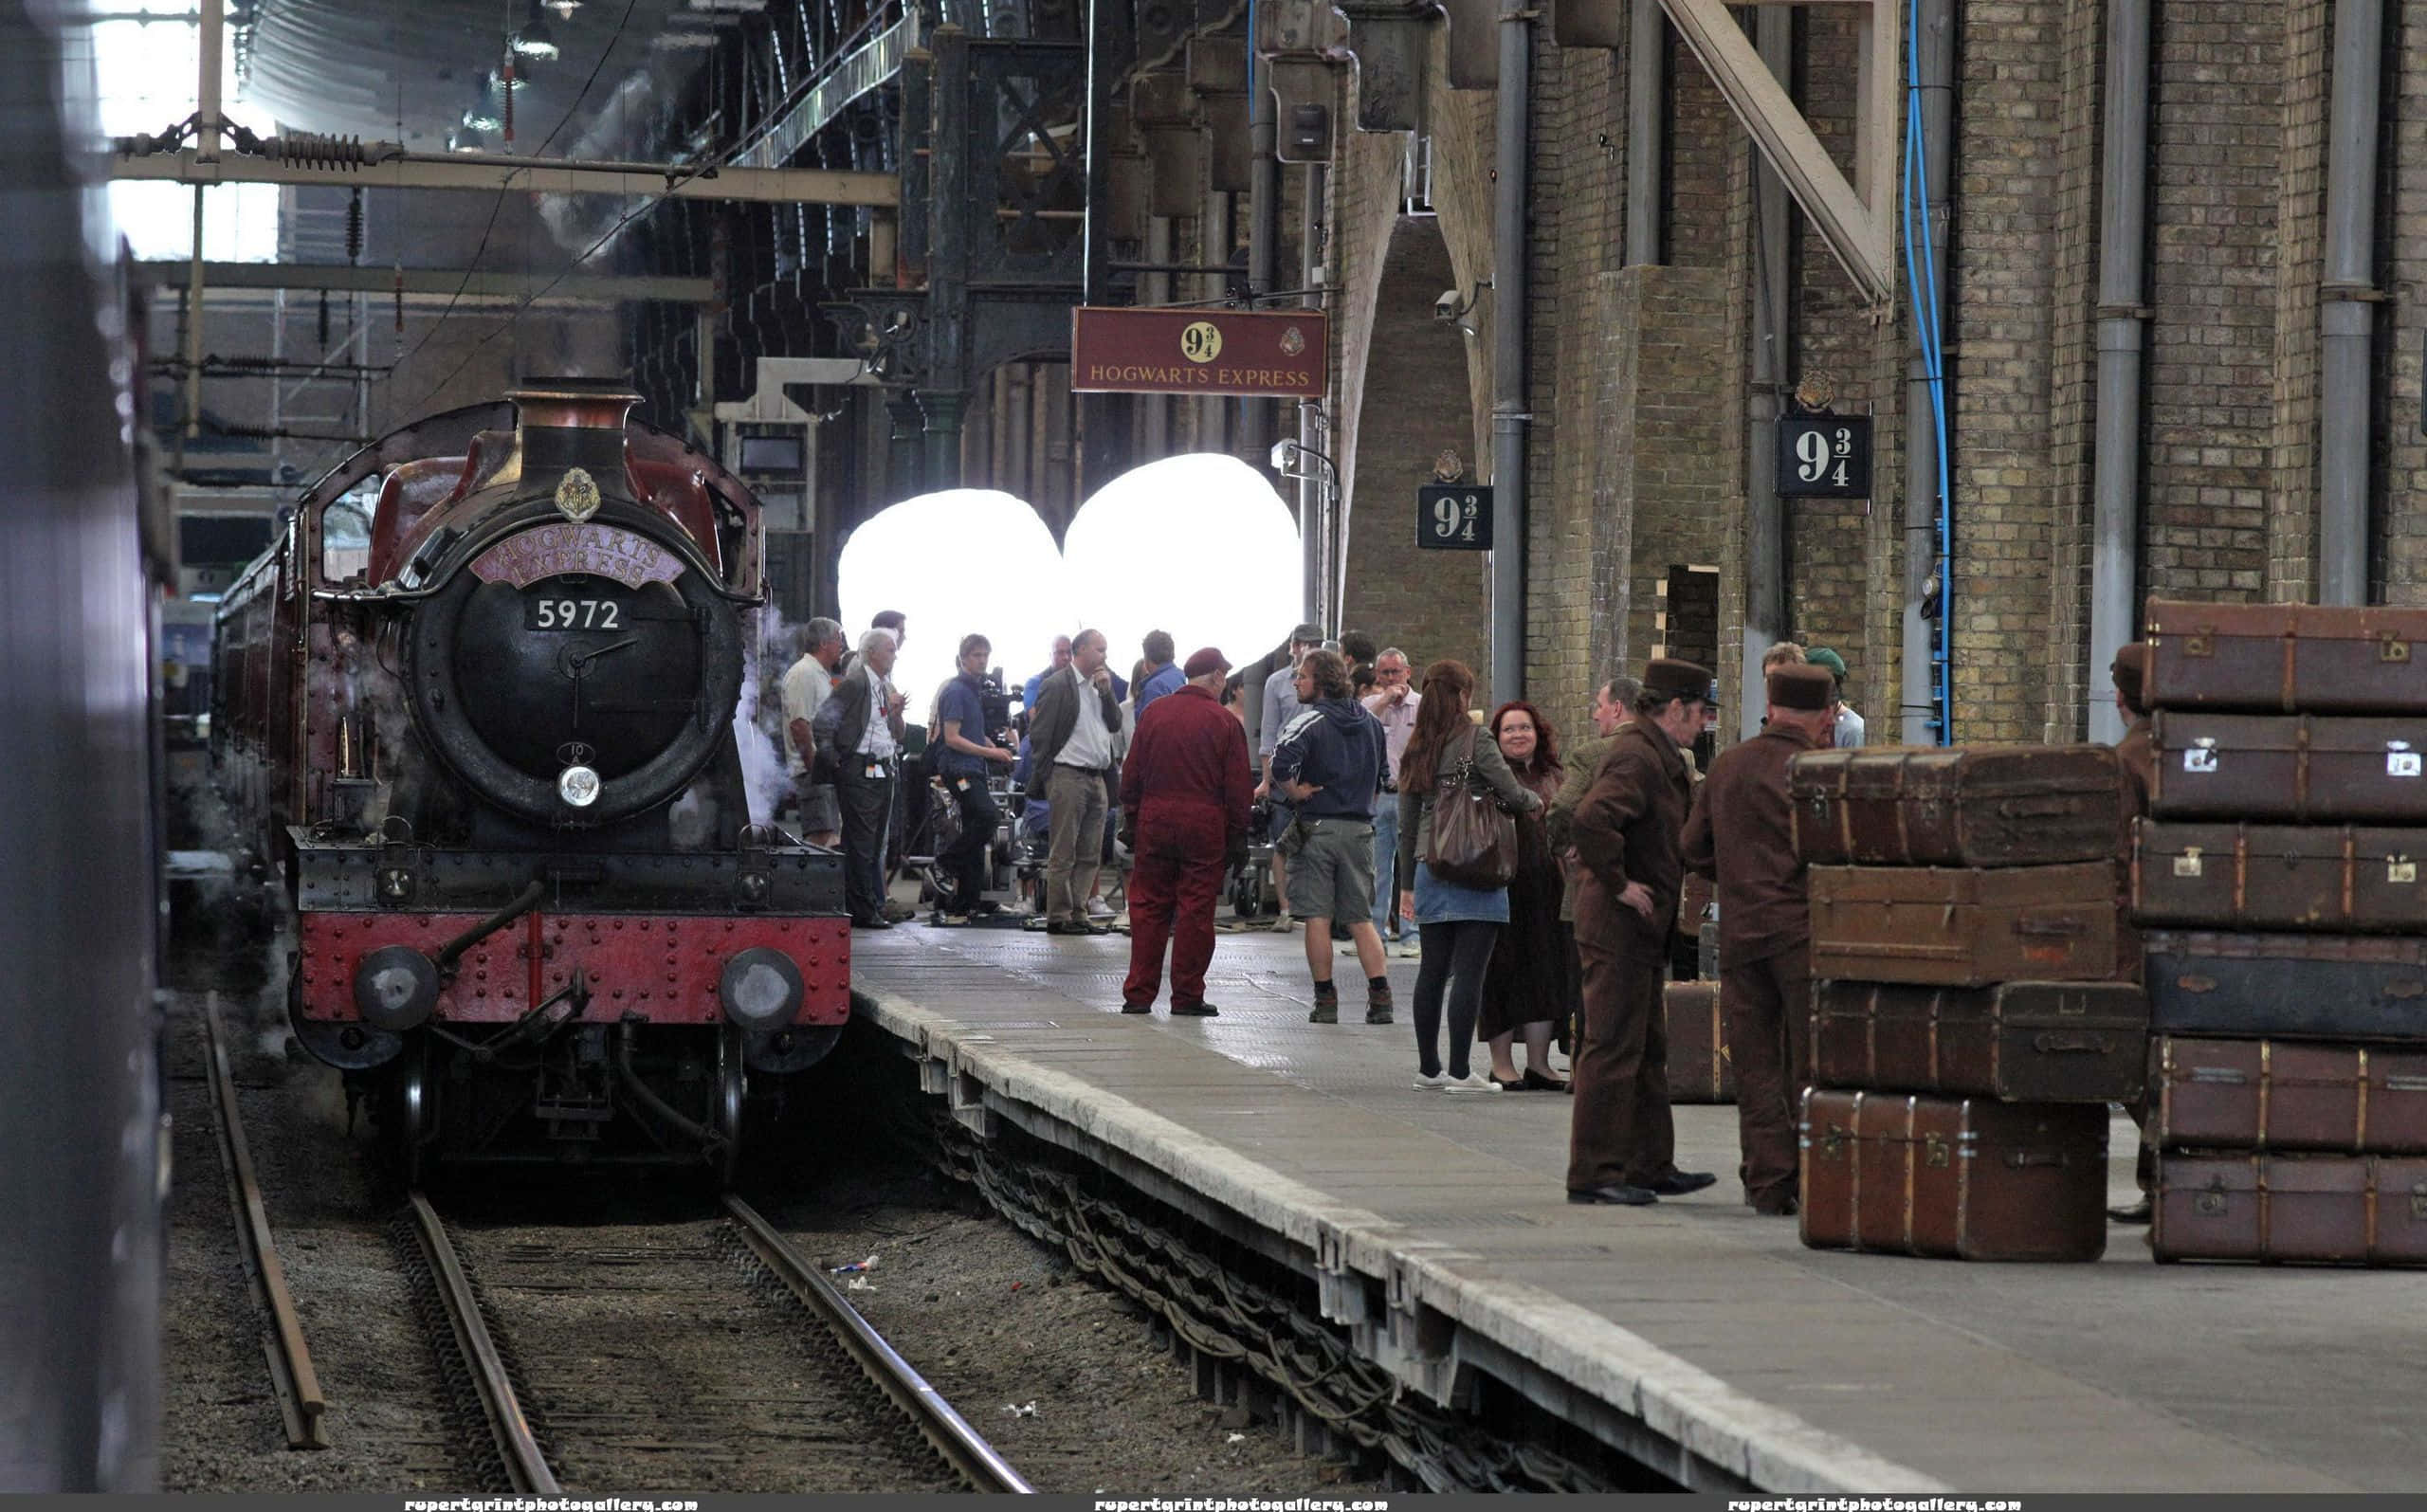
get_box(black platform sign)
[1778,414,1873,498]
[1417,484,1493,551]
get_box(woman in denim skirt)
[1394,661,1542,1093]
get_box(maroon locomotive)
[213,386,848,1182]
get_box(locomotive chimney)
[508,384,638,486]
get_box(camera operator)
[931,632,1016,923]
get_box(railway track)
[403,1192,1031,1493]
[198,993,329,1451]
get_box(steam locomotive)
[213,386,848,1182]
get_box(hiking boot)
[1307,999,1339,1025]
[1365,983,1396,1025]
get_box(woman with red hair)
[1478,700,1573,1089]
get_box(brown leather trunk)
[2153,1036,2427,1153]
[2144,599,2427,714]
[2133,820,2427,930]
[2143,930,2427,1042]
[1799,1089,2108,1261]
[1807,863,2129,987]
[1663,981,1733,1103]
[2152,1152,2427,1266]
[2148,712,2427,823]
[1789,747,2126,867]
[1810,980,2147,1102]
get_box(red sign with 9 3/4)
[1069,307,1327,400]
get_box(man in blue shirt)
[1269,648,1393,1023]
[932,633,1016,922]
[1133,629,1184,719]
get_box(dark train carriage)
[213,387,847,1181]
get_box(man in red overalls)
[1121,647,1256,1016]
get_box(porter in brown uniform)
[2109,641,2158,1222]
[1679,663,1836,1215]
[1566,659,1720,1206]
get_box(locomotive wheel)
[714,1026,747,1188]
[396,1035,437,1186]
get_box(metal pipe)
[1200,190,1233,450]
[2085,0,2148,743]
[1141,217,1172,455]
[1740,6,1790,738]
[1625,0,1665,266]
[1904,0,1956,742]
[1245,4,1279,465]
[1300,162,1327,626]
[2319,0,2384,606]
[1487,0,1531,703]
[434,881,545,979]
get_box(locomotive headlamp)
[557,763,602,808]
[718,947,804,1031]
[354,946,440,1032]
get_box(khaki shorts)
[1286,815,1377,923]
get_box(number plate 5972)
[526,596,625,630]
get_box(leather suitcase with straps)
[2153,1152,2427,1266]
[1799,1089,2108,1261]
[1808,863,2130,988]
[2144,599,2427,714]
[1789,746,2127,868]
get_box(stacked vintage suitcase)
[1789,748,2148,1261]
[2135,600,2427,1266]
[1664,874,1735,1104]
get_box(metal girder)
[111,148,900,208]
[1652,0,1897,304]
[131,261,715,304]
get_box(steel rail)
[405,1194,560,1493]
[721,1195,1032,1494]
[200,993,330,1450]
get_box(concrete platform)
[849,923,2424,1492]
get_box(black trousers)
[838,765,897,922]
[936,774,1000,909]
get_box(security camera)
[1268,438,1296,472]
[1434,289,1463,321]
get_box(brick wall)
[2142,0,2279,604]
[2378,1,2427,603]
[1338,216,1491,677]
[2271,0,2331,603]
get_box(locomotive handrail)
[434,880,547,978]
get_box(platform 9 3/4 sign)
[1417,484,1493,551]
[1777,414,1872,499]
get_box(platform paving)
[850,922,2423,1492]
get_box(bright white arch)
[836,489,1068,715]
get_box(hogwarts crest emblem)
[1279,324,1306,357]
[555,466,601,523]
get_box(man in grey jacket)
[1026,628,1123,935]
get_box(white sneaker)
[1394,940,1421,959]
[1085,895,1115,919]
[1441,1073,1502,1094]
[1412,1072,1447,1090]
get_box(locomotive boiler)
[212,386,847,1181]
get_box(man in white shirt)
[1025,628,1123,935]
[1359,647,1421,944]
[818,627,907,927]
[780,616,847,844]
[1805,647,1867,750]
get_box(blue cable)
[1902,0,1954,744]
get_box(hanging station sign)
[1777,413,1874,499]
[1416,484,1493,551]
[1070,307,1327,400]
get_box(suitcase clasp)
[2183,631,2215,658]
[2174,847,2205,878]
[2411,1184,2427,1221]
[1819,1124,1847,1160]
[2391,855,2418,885]
[2032,1031,2112,1055]
[2194,1182,2229,1217]
[2183,738,2219,774]
[2381,632,2411,665]
[1924,1133,1950,1169]
[2387,741,2421,779]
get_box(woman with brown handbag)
[1394,661,1542,1092]
[1477,701,1573,1090]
